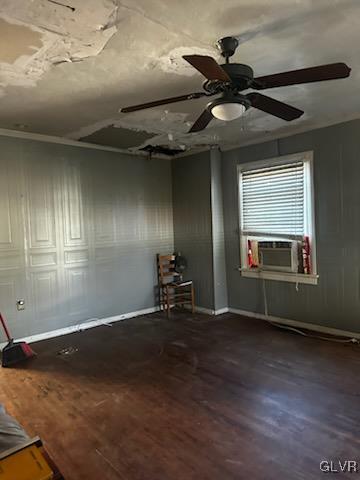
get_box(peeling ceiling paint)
[0,0,359,154]
[155,46,216,77]
[0,0,117,92]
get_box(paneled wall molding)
[0,135,173,339]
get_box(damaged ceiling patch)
[80,126,155,149]
[140,145,185,157]
[0,0,118,93]
[156,46,218,76]
[115,110,190,136]
[67,110,190,144]
[0,18,43,64]
[0,0,357,153]
[69,109,195,153]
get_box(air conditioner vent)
[258,240,298,272]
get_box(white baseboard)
[228,307,360,340]
[0,306,160,350]
[187,305,229,316]
[3,304,353,352]
[193,306,215,315]
[214,307,229,315]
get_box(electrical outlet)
[16,300,25,311]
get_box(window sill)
[239,268,318,285]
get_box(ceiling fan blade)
[183,55,231,82]
[189,109,213,132]
[252,63,351,90]
[246,92,304,121]
[121,92,207,113]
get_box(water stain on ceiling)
[0,18,43,64]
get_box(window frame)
[237,150,318,285]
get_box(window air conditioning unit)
[258,241,299,273]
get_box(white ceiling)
[0,0,359,154]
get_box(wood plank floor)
[1,311,360,480]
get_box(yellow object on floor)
[0,444,53,480]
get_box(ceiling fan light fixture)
[211,102,246,121]
[209,95,247,121]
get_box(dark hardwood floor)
[1,311,360,479]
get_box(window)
[238,151,318,284]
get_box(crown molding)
[0,127,163,158]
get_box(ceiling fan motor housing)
[221,63,254,90]
[203,63,254,94]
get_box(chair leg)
[166,285,170,318]
[159,286,163,312]
[191,285,195,314]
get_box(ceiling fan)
[121,36,351,133]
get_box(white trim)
[307,152,317,276]
[239,269,319,285]
[4,116,359,162]
[0,128,160,158]
[238,150,313,173]
[214,307,229,315]
[193,306,215,315]
[184,305,229,315]
[0,306,160,350]
[228,307,360,340]
[3,305,355,353]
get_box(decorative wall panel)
[0,136,173,338]
[25,159,56,249]
[65,267,89,318]
[30,270,59,321]
[0,161,19,250]
[63,161,86,247]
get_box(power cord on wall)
[262,276,268,316]
[268,320,359,344]
[261,277,359,345]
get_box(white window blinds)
[241,162,304,236]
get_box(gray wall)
[222,119,360,332]
[172,151,214,309]
[210,149,228,311]
[3,118,359,338]
[0,136,173,339]
[172,149,229,312]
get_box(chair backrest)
[157,254,181,285]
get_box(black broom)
[0,312,36,367]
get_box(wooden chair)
[157,254,195,317]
